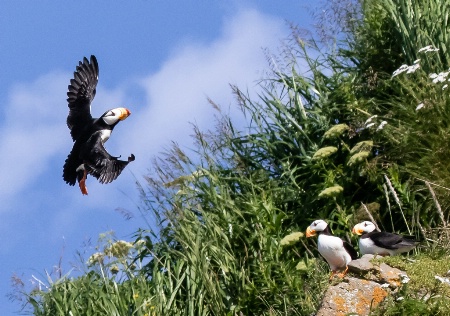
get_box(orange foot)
[329,271,337,280]
[337,266,349,279]
[79,170,88,195]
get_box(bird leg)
[79,169,88,195]
[329,270,337,280]
[337,266,349,279]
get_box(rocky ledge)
[316,254,408,316]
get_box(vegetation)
[14,0,450,315]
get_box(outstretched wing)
[82,131,135,184]
[67,55,99,140]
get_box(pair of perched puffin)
[306,220,419,279]
[63,55,134,195]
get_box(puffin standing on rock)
[306,220,358,279]
[352,221,419,256]
[63,55,135,195]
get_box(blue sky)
[1,1,314,314]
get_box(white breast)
[317,234,352,271]
[100,129,112,143]
[359,238,392,256]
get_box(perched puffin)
[63,55,135,195]
[352,221,419,256]
[306,220,358,279]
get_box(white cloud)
[119,9,287,175]
[0,73,68,200]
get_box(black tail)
[63,149,82,186]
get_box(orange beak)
[352,226,364,235]
[306,227,316,238]
[118,108,131,120]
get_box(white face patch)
[358,221,376,233]
[311,220,328,232]
[102,109,121,126]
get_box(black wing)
[82,131,135,184]
[366,231,418,250]
[343,240,358,260]
[67,55,99,140]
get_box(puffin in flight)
[306,220,358,279]
[352,221,419,256]
[63,55,135,195]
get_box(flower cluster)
[323,124,349,139]
[280,232,304,246]
[347,151,370,166]
[87,252,105,266]
[318,185,344,198]
[429,71,449,83]
[350,141,373,154]
[392,60,420,77]
[312,146,338,160]
[106,240,134,258]
[392,45,439,78]
[418,45,439,53]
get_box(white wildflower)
[418,45,439,53]
[396,296,404,301]
[392,64,409,77]
[365,115,377,125]
[435,275,450,285]
[399,273,410,284]
[380,283,390,288]
[392,63,420,77]
[406,63,420,74]
[228,223,233,237]
[416,103,424,111]
[376,121,387,131]
[87,252,104,266]
[443,84,448,90]
[430,71,449,83]
[365,122,375,128]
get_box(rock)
[317,277,388,316]
[378,263,404,288]
[316,255,407,316]
[348,254,376,273]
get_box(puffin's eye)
[364,222,368,227]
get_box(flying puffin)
[352,221,419,256]
[306,220,358,279]
[63,55,135,195]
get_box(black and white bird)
[352,221,419,256]
[63,55,135,195]
[306,219,358,278]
